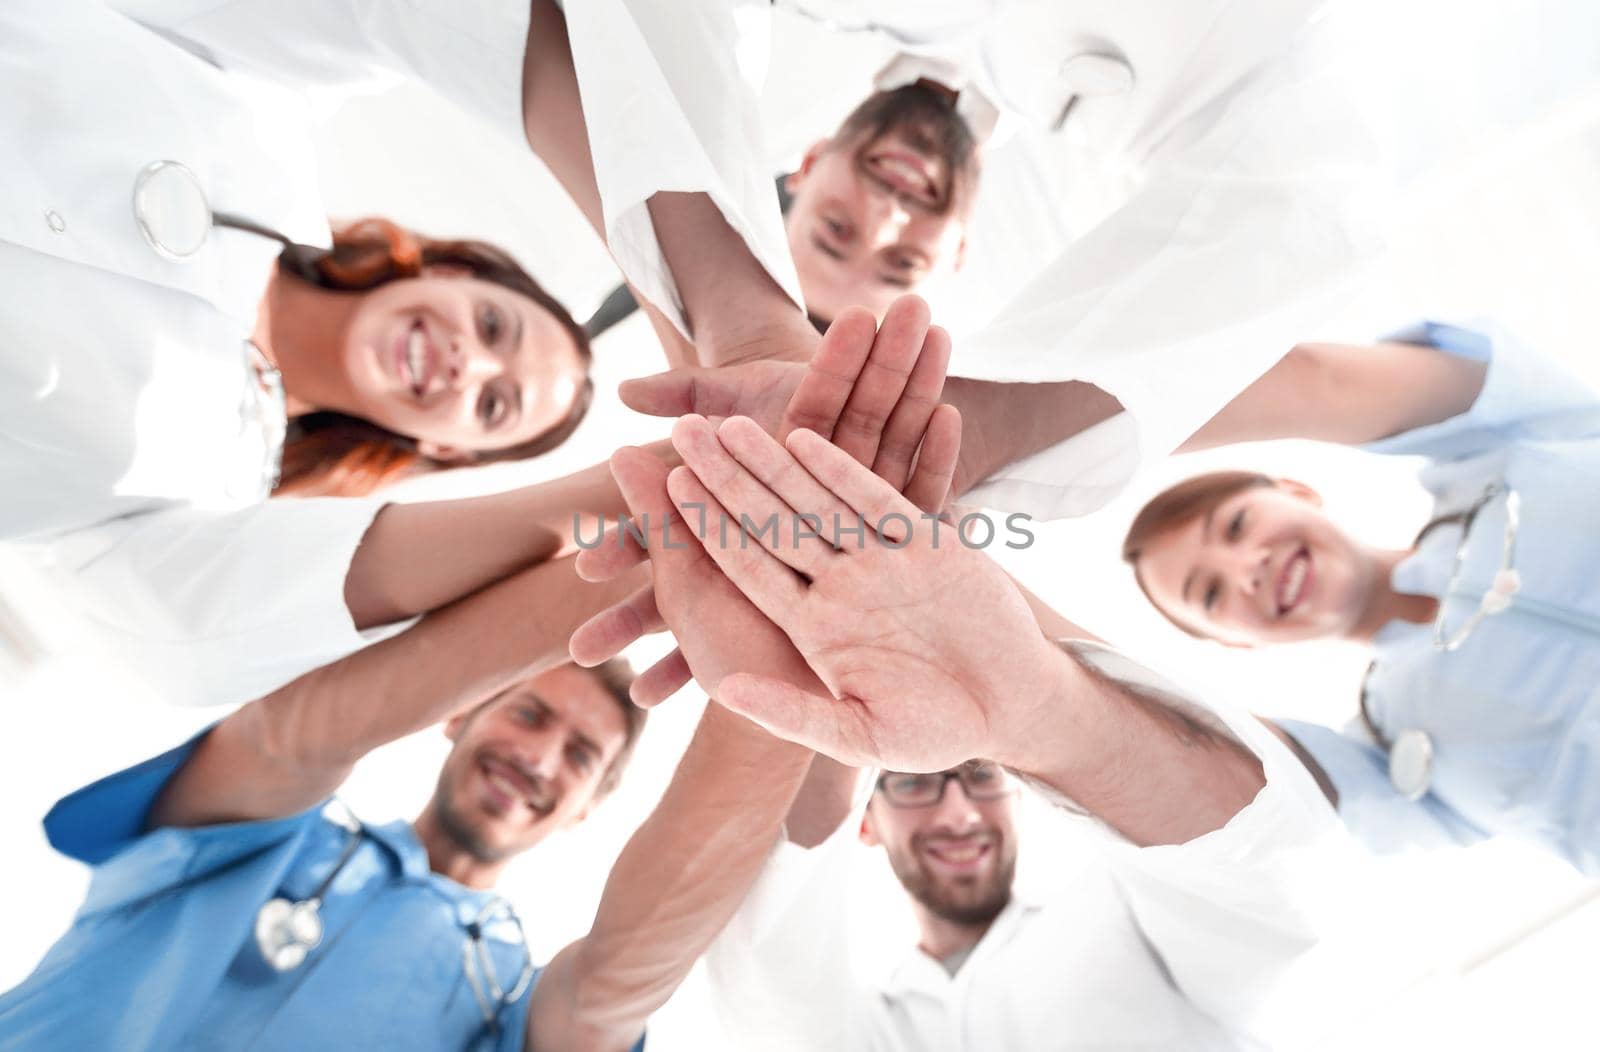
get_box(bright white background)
[3,10,1599,1049]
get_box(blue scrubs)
[0,731,548,1051]
[1281,321,1600,871]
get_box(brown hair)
[1122,471,1275,634]
[272,218,593,497]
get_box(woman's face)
[337,272,586,458]
[1136,482,1379,646]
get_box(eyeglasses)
[875,761,1014,808]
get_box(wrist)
[696,307,817,368]
[988,639,1100,788]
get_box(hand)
[572,297,961,703]
[661,415,1062,773]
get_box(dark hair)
[1122,471,1276,635]
[272,218,593,497]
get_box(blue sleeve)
[1276,718,1488,854]
[43,729,323,918]
[1363,320,1600,461]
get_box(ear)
[416,440,476,465]
[789,140,830,190]
[443,711,469,742]
[952,233,969,273]
[858,806,881,847]
[1274,477,1323,507]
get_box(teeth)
[406,328,425,387]
[931,843,984,863]
[1282,556,1307,610]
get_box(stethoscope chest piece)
[133,161,214,260]
[255,896,325,972]
[1388,728,1435,802]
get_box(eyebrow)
[1179,507,1220,604]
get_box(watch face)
[1389,729,1435,802]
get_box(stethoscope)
[133,159,293,494]
[1361,483,1522,800]
[254,804,537,1037]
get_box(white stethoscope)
[254,804,537,1036]
[1363,483,1523,800]
[134,159,291,493]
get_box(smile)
[922,836,994,873]
[1276,548,1312,616]
[865,147,939,203]
[478,756,553,818]
[393,320,441,399]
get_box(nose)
[448,337,502,389]
[861,189,913,245]
[1222,543,1271,598]
[512,735,565,784]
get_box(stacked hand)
[570,297,961,705]
[661,416,1063,773]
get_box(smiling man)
[783,81,983,324]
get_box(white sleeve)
[701,796,876,1052]
[559,0,805,337]
[956,49,1387,520]
[1061,642,1345,1035]
[44,499,412,709]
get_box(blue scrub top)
[1281,321,1600,872]
[0,731,557,1051]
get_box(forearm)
[152,555,646,829]
[645,191,815,366]
[1001,643,1266,847]
[533,705,814,1051]
[784,754,861,848]
[344,446,675,630]
[944,377,1122,500]
[1181,340,1488,451]
[521,0,606,235]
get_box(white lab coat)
[703,644,1342,1050]
[774,0,1600,519]
[1,0,801,706]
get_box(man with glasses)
[700,737,1333,1050]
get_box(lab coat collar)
[877,892,1046,1001]
[361,817,437,882]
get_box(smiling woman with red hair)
[1121,322,1600,874]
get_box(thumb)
[619,367,732,419]
[716,673,875,767]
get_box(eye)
[516,704,547,727]
[889,252,916,272]
[1226,509,1246,541]
[566,745,594,773]
[478,384,513,429]
[965,764,999,784]
[478,303,503,345]
[1203,580,1221,612]
[824,217,849,240]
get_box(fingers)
[871,323,951,494]
[664,465,806,624]
[569,585,663,667]
[631,648,693,708]
[670,416,839,577]
[784,428,923,535]
[901,404,962,514]
[828,296,931,469]
[618,369,722,419]
[715,674,875,768]
[714,417,860,549]
[574,523,648,582]
[776,306,878,441]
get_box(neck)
[253,268,358,419]
[913,901,996,967]
[1348,546,1438,641]
[412,803,506,890]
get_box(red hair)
[272,218,593,497]
[1122,471,1275,635]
